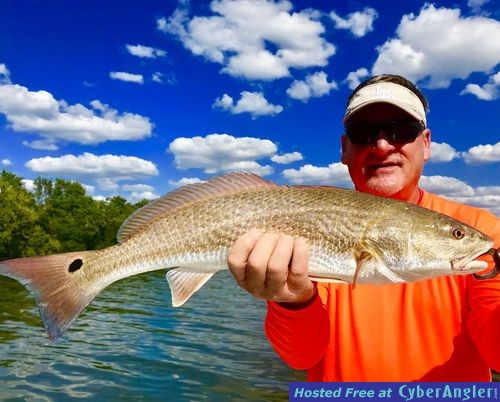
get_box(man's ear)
[341,134,348,164]
[423,129,431,162]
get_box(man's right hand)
[227,229,316,306]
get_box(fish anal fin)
[166,267,218,307]
[117,172,277,243]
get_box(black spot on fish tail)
[68,259,83,273]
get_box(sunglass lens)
[346,121,422,145]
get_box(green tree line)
[0,170,148,260]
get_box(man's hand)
[227,229,315,306]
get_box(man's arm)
[466,213,500,372]
[227,230,330,369]
[467,273,500,372]
[265,286,330,369]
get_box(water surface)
[0,271,305,401]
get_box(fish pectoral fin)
[354,246,405,285]
[375,262,405,283]
[166,267,217,307]
[353,250,373,288]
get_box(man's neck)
[390,186,423,205]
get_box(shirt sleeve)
[466,212,500,371]
[264,284,330,370]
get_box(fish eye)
[452,227,465,239]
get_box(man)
[227,74,500,381]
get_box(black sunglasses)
[345,120,425,145]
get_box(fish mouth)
[451,245,494,273]
[451,259,488,272]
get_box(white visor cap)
[343,82,427,126]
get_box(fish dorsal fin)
[117,172,277,243]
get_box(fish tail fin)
[0,251,100,340]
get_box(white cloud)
[0,64,11,84]
[220,161,274,176]
[81,183,96,194]
[1,159,12,166]
[271,152,303,164]
[21,179,34,192]
[96,178,121,192]
[329,7,378,37]
[122,184,155,192]
[462,141,500,164]
[461,71,500,100]
[372,4,500,88]
[22,139,59,151]
[468,0,490,13]
[109,71,144,84]
[421,176,500,215]
[168,133,276,175]
[0,83,152,149]
[126,44,166,58]
[213,93,233,110]
[345,68,370,90]
[152,72,162,83]
[152,72,177,85]
[420,175,475,197]
[454,194,500,216]
[159,0,335,80]
[430,142,460,162]
[168,177,205,188]
[287,71,337,101]
[283,162,352,186]
[0,84,59,117]
[25,153,158,190]
[213,91,283,118]
[128,191,159,203]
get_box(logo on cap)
[373,86,393,99]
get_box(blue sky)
[0,0,499,214]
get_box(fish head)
[365,206,493,282]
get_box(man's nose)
[371,131,395,152]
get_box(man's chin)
[358,180,403,198]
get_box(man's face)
[341,103,431,202]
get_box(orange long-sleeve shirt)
[265,191,500,381]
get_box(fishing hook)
[473,247,500,280]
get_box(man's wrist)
[277,283,318,310]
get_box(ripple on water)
[0,271,304,401]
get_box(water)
[0,271,305,401]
